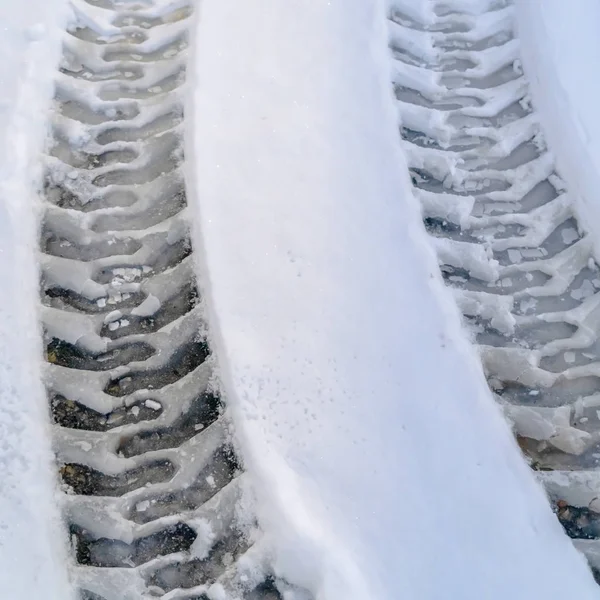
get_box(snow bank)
[187,0,598,597]
[0,1,74,598]
[515,0,600,251]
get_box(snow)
[0,0,598,596]
[187,0,599,598]
[0,0,74,598]
[515,0,600,251]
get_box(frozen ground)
[0,0,74,598]
[188,0,599,597]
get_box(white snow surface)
[188,0,599,598]
[515,0,600,251]
[0,1,74,598]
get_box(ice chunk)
[131,294,161,318]
[144,399,161,411]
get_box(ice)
[131,293,161,317]
[144,399,161,411]
[104,309,123,324]
[508,248,522,263]
[562,227,580,245]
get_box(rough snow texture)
[188,0,599,598]
[0,0,75,598]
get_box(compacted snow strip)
[0,1,75,598]
[188,0,599,597]
[515,0,600,250]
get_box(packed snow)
[0,0,75,598]
[187,0,599,598]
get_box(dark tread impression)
[40,0,292,597]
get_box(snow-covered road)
[1,0,600,598]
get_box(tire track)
[41,1,280,597]
[388,0,600,581]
